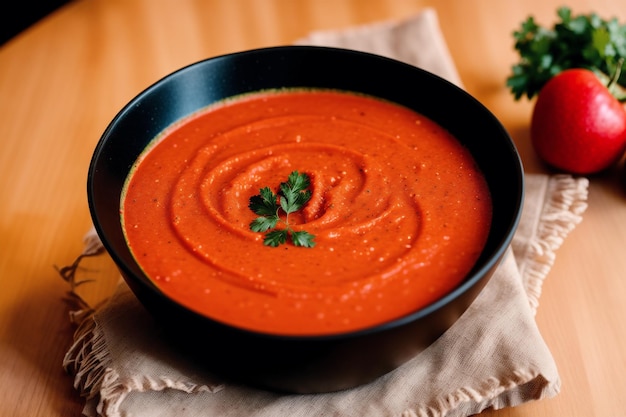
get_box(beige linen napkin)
[62,9,590,417]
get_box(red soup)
[121,90,492,336]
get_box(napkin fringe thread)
[98,370,222,417]
[521,175,588,314]
[405,368,559,417]
[63,310,112,401]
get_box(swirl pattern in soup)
[121,90,492,335]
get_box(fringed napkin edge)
[515,175,588,314]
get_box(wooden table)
[1,1,625,416]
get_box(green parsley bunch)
[507,6,626,100]
[248,171,316,248]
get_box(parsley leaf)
[248,171,316,248]
[507,6,626,100]
[290,230,316,248]
[264,229,289,247]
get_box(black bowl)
[88,45,524,393]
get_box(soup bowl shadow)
[88,45,524,394]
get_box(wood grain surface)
[1,1,625,416]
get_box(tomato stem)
[608,58,624,89]
[602,58,626,102]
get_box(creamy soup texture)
[121,90,492,335]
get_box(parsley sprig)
[248,171,316,248]
[507,6,626,101]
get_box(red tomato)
[530,68,626,174]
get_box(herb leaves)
[507,6,626,101]
[248,171,316,248]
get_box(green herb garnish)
[507,6,626,100]
[248,171,316,248]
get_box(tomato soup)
[121,90,492,335]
